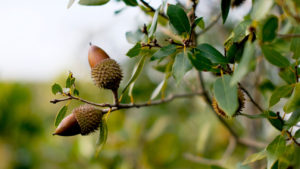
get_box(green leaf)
[262,16,278,42]
[226,38,247,63]
[232,20,252,42]
[73,88,80,96]
[122,56,146,94]
[122,0,137,6]
[279,67,297,84]
[278,144,294,169]
[151,44,177,61]
[150,61,172,100]
[66,72,75,88]
[284,83,300,113]
[251,0,273,20]
[188,51,213,71]
[236,163,251,169]
[125,30,143,44]
[126,43,141,58]
[269,85,294,108]
[67,0,75,8]
[243,150,267,165]
[266,135,286,169]
[55,106,68,127]
[79,0,109,5]
[196,44,228,64]
[148,5,160,37]
[95,118,108,156]
[261,45,290,68]
[294,129,300,139]
[172,52,192,84]
[214,75,239,117]
[167,4,191,35]
[52,83,63,95]
[284,109,300,129]
[267,111,284,131]
[194,17,205,29]
[291,26,300,59]
[231,41,255,85]
[221,0,231,24]
[150,80,165,100]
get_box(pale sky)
[0,0,250,82]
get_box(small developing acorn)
[88,44,123,104]
[212,89,245,118]
[53,104,102,136]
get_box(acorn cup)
[212,89,245,118]
[88,44,123,105]
[53,104,102,136]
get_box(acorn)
[53,104,102,136]
[212,89,245,118]
[88,44,123,104]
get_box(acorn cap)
[212,89,245,118]
[73,104,102,135]
[53,104,102,136]
[88,45,110,68]
[91,58,123,91]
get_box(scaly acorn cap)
[53,104,102,136]
[91,58,123,91]
[74,104,102,135]
[212,89,245,118]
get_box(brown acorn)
[53,104,102,136]
[212,89,245,118]
[88,44,123,104]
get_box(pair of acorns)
[53,44,122,136]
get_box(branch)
[184,137,237,166]
[50,92,203,110]
[277,33,300,39]
[197,13,221,36]
[139,0,168,19]
[286,131,300,146]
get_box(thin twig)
[184,153,221,166]
[139,0,168,19]
[51,92,203,109]
[239,84,265,113]
[286,131,300,146]
[197,13,221,36]
[184,137,237,166]
[277,33,300,39]
[187,0,199,45]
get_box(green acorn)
[88,44,123,104]
[53,104,102,136]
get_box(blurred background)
[0,0,290,169]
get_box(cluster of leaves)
[51,72,79,127]
[54,0,300,168]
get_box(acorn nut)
[88,44,123,104]
[53,104,102,136]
